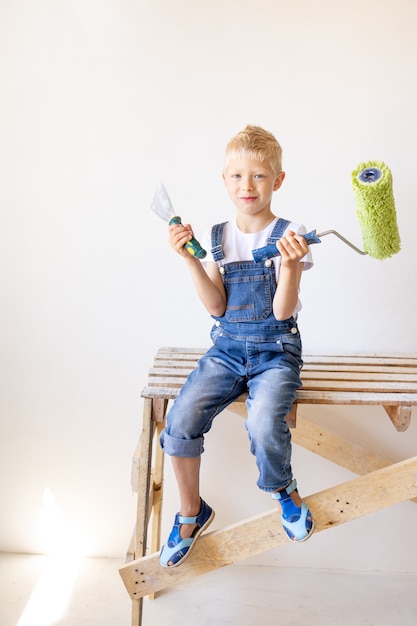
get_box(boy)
[159,125,314,568]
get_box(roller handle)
[169,216,207,259]
[252,230,321,262]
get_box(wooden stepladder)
[119,348,417,626]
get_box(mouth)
[240,196,257,201]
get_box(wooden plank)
[150,422,165,555]
[147,375,188,388]
[294,390,417,405]
[300,371,417,383]
[154,349,417,368]
[154,354,203,363]
[141,387,181,400]
[134,398,155,557]
[291,415,417,500]
[153,359,200,369]
[151,355,400,370]
[143,350,417,412]
[144,381,417,395]
[298,380,417,392]
[149,363,417,377]
[292,415,393,473]
[226,407,416,493]
[157,346,206,355]
[227,404,415,486]
[301,364,417,374]
[302,355,417,366]
[125,528,136,563]
[145,377,417,393]
[119,456,417,599]
[141,386,417,407]
[147,369,417,386]
[131,597,142,626]
[149,421,165,601]
[129,398,154,626]
[151,398,168,423]
[148,367,199,377]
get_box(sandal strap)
[271,478,298,500]
[178,514,198,524]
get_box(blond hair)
[225,125,283,174]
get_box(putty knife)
[151,182,207,259]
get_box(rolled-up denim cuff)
[159,428,204,457]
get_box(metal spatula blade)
[151,182,207,259]
[151,182,175,223]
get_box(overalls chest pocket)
[223,264,276,322]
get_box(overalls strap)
[210,222,228,262]
[266,218,291,245]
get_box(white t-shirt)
[201,216,313,316]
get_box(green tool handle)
[169,216,207,259]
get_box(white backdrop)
[1,0,416,571]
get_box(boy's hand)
[276,230,309,266]
[168,222,197,259]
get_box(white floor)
[2,553,417,626]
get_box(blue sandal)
[160,499,215,568]
[271,479,314,542]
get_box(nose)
[241,176,253,191]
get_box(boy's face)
[222,157,285,218]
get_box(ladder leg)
[131,598,143,626]
[130,398,169,623]
[131,398,154,626]
[148,421,165,599]
[135,398,155,559]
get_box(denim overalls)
[160,218,304,492]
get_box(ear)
[273,171,286,191]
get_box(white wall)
[1,0,416,571]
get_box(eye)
[231,173,241,179]
[254,174,265,179]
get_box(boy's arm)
[169,222,226,316]
[273,230,309,321]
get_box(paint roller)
[252,160,401,262]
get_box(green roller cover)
[351,161,401,260]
